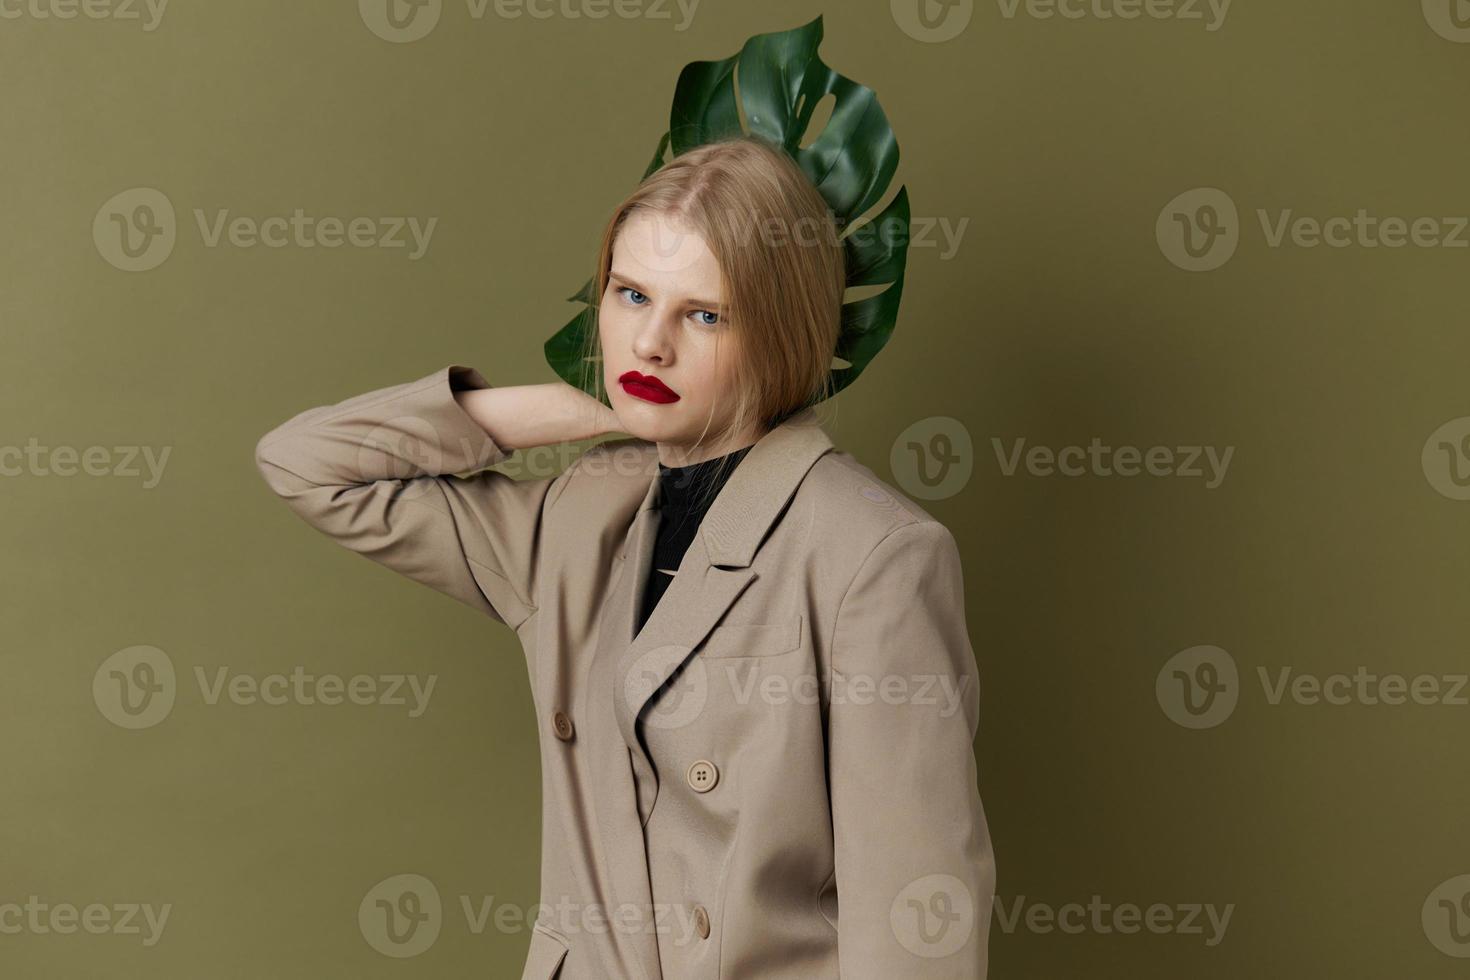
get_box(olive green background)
[4,0,1469,976]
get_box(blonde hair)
[577,135,845,462]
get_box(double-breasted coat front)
[254,364,996,979]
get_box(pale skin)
[454,209,768,467]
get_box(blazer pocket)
[698,616,803,659]
[522,923,569,980]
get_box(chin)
[612,393,683,443]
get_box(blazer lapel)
[581,407,834,980]
[614,405,835,779]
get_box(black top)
[636,443,755,634]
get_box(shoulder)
[797,451,971,633]
[795,446,960,563]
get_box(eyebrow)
[609,271,723,310]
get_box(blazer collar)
[618,405,835,569]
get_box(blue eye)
[615,285,721,325]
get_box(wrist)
[555,383,620,441]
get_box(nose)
[631,312,677,365]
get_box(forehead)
[612,210,724,301]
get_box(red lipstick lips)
[619,371,680,404]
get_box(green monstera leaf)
[544,14,909,404]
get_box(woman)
[255,136,995,979]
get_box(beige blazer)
[254,364,996,979]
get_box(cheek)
[687,337,741,400]
[597,304,629,351]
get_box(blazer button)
[552,710,575,742]
[692,904,710,939]
[686,759,718,793]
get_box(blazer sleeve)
[252,364,571,631]
[827,520,997,979]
